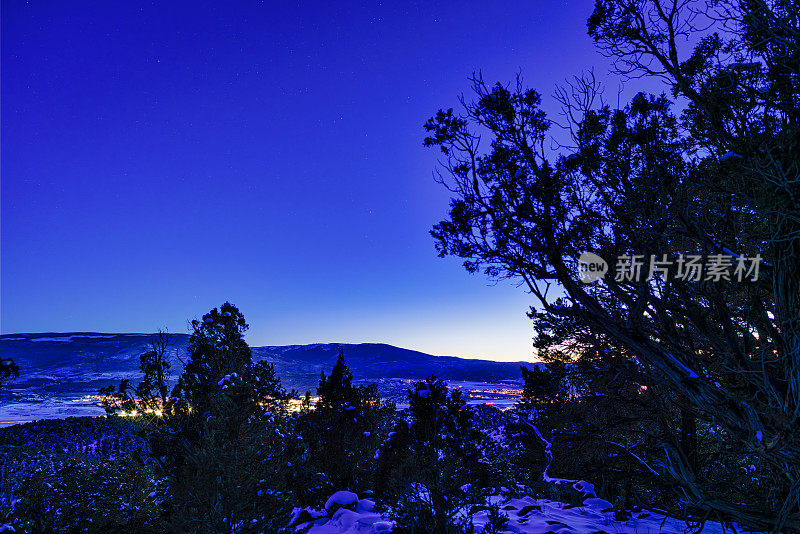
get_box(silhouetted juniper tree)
[426,2,800,529]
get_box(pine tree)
[158,302,295,533]
[316,350,355,410]
[172,302,252,415]
[294,349,394,504]
[376,376,488,534]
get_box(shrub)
[5,453,162,533]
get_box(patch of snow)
[572,480,595,497]
[300,490,760,534]
[325,491,359,512]
[356,499,375,513]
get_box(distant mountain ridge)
[0,332,531,425]
[0,332,529,384]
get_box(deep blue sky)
[2,1,631,361]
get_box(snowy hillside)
[0,333,528,425]
[293,488,759,534]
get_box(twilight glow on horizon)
[3,0,623,362]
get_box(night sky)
[2,1,636,361]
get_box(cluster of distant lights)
[82,394,316,418]
[117,407,164,418]
[87,380,525,417]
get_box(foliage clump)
[294,349,395,505]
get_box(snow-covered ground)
[293,489,759,534]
